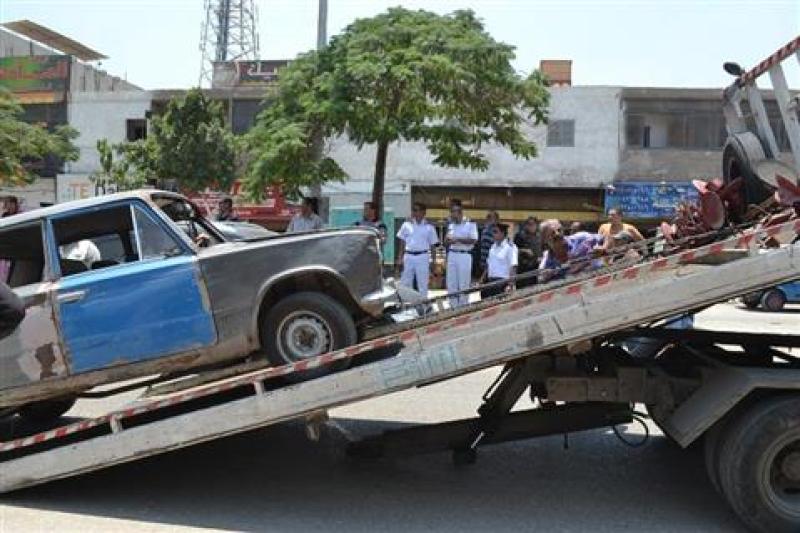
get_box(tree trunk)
[372,139,389,217]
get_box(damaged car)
[0,190,397,422]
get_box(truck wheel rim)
[763,431,800,518]
[277,311,333,362]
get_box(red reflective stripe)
[594,275,612,286]
[680,251,695,262]
[566,284,582,295]
[709,243,725,255]
[481,307,500,318]
[293,361,309,372]
[737,233,755,247]
[538,292,554,302]
[622,267,639,279]
[651,258,669,270]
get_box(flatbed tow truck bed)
[0,219,797,499]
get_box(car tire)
[18,397,76,424]
[761,289,787,312]
[742,292,762,309]
[260,292,357,378]
[717,395,800,533]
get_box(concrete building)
[324,85,621,222]
[0,21,142,208]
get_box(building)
[0,20,143,208]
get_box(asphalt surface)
[0,302,797,532]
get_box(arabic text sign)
[235,60,288,84]
[605,181,699,219]
[0,55,69,94]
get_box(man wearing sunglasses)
[396,202,439,297]
[445,199,478,308]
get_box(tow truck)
[1,37,799,533]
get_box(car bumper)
[359,279,400,316]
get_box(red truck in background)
[187,182,298,232]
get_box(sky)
[1,0,799,90]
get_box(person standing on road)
[445,200,478,308]
[0,281,24,341]
[479,223,517,300]
[355,201,388,249]
[479,210,499,271]
[514,216,542,288]
[396,202,439,297]
[287,197,324,233]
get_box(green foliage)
[0,88,78,186]
[244,7,549,206]
[89,138,151,191]
[106,88,238,193]
[149,88,237,192]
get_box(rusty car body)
[0,190,395,418]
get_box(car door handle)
[58,290,86,304]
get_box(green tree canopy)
[0,88,78,186]
[104,88,237,193]
[244,7,549,210]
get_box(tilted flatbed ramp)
[0,220,798,493]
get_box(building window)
[126,119,147,142]
[547,120,575,147]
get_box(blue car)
[741,280,800,312]
[0,191,395,423]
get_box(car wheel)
[18,397,76,424]
[717,395,800,533]
[762,289,787,312]
[742,292,762,309]
[260,292,357,378]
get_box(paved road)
[0,303,796,532]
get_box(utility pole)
[309,0,328,205]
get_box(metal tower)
[199,0,260,86]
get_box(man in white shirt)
[480,223,518,300]
[396,202,439,297]
[445,199,478,308]
[287,197,324,233]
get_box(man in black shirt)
[0,281,24,341]
[514,216,542,288]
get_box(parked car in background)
[0,190,396,423]
[741,280,800,311]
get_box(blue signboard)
[605,182,699,219]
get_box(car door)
[52,201,218,374]
[0,220,67,391]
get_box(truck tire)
[742,292,763,309]
[260,292,357,377]
[18,397,76,424]
[717,395,800,533]
[722,134,770,222]
[704,412,740,495]
[761,289,787,312]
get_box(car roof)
[0,189,185,229]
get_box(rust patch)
[34,343,57,379]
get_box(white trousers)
[447,251,472,308]
[400,252,430,297]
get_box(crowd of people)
[394,201,645,308]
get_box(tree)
[89,138,152,192]
[0,88,78,186]
[244,8,549,211]
[99,89,238,193]
[149,88,237,192]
